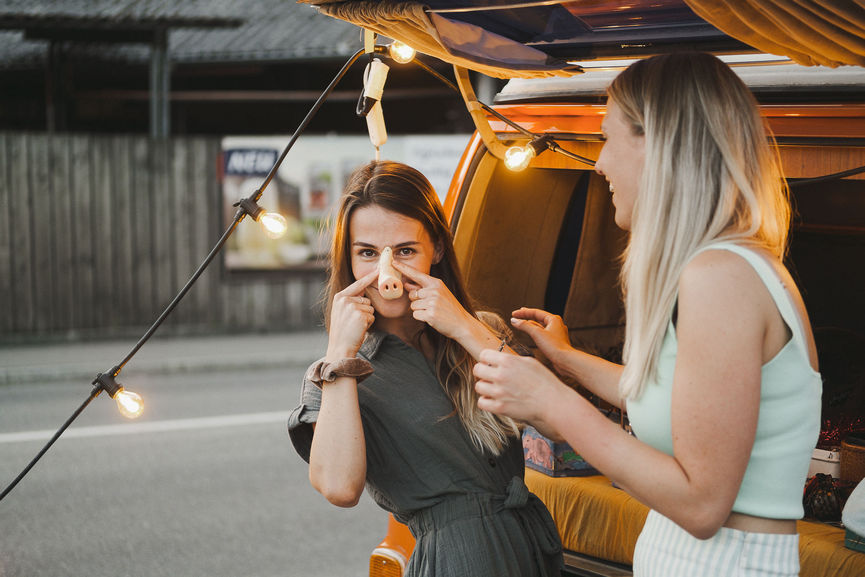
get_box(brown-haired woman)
[287,160,562,577]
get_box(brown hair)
[325,160,519,453]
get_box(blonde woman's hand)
[327,270,378,359]
[392,260,474,340]
[511,307,572,370]
[474,349,564,439]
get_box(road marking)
[0,411,293,444]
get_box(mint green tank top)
[626,243,822,520]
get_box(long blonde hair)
[325,160,520,454]
[613,53,791,399]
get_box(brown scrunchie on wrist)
[307,357,374,386]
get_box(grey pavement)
[0,329,329,385]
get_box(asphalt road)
[0,366,386,577]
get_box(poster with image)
[221,134,469,271]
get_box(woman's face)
[349,204,440,319]
[594,99,645,231]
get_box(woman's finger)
[342,269,379,296]
[512,307,554,326]
[391,260,435,287]
[478,348,508,367]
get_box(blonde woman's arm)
[476,252,770,538]
[511,307,624,408]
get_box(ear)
[433,241,444,265]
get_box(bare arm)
[511,308,624,408]
[477,252,769,538]
[393,260,513,360]
[308,271,377,507]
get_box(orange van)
[301,2,865,576]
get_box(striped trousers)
[633,510,800,577]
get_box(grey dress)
[288,330,563,577]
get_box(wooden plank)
[151,140,176,330]
[9,133,34,333]
[71,135,95,330]
[192,137,219,327]
[286,280,304,328]
[267,282,287,330]
[169,138,190,327]
[131,137,154,324]
[0,134,12,336]
[111,136,135,330]
[50,134,74,334]
[91,135,114,331]
[250,282,269,329]
[0,134,10,334]
[29,133,54,334]
[221,281,242,331]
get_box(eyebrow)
[352,241,421,249]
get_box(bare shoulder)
[678,249,771,313]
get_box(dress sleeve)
[287,359,324,463]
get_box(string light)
[504,135,554,171]
[94,372,144,419]
[259,212,289,239]
[388,40,416,64]
[236,196,288,239]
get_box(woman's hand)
[392,260,474,340]
[327,270,378,358]
[474,349,567,439]
[511,308,573,370]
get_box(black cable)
[788,164,865,187]
[409,55,596,166]
[255,49,365,201]
[0,48,366,504]
[0,387,101,502]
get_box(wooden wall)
[0,132,325,342]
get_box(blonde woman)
[474,53,821,577]
[287,161,562,577]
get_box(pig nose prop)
[378,246,404,299]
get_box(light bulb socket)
[93,369,123,398]
[236,195,265,221]
[527,134,554,156]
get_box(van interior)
[451,142,865,419]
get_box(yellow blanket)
[525,470,865,577]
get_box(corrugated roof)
[0,0,244,29]
[0,0,360,69]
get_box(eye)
[357,248,377,258]
[396,247,416,257]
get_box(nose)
[594,150,605,176]
[378,247,403,300]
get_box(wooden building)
[0,0,481,342]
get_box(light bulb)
[260,212,288,239]
[389,41,415,64]
[504,144,535,171]
[114,388,144,419]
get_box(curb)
[0,331,328,386]
[0,355,321,386]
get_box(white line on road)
[0,411,293,444]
